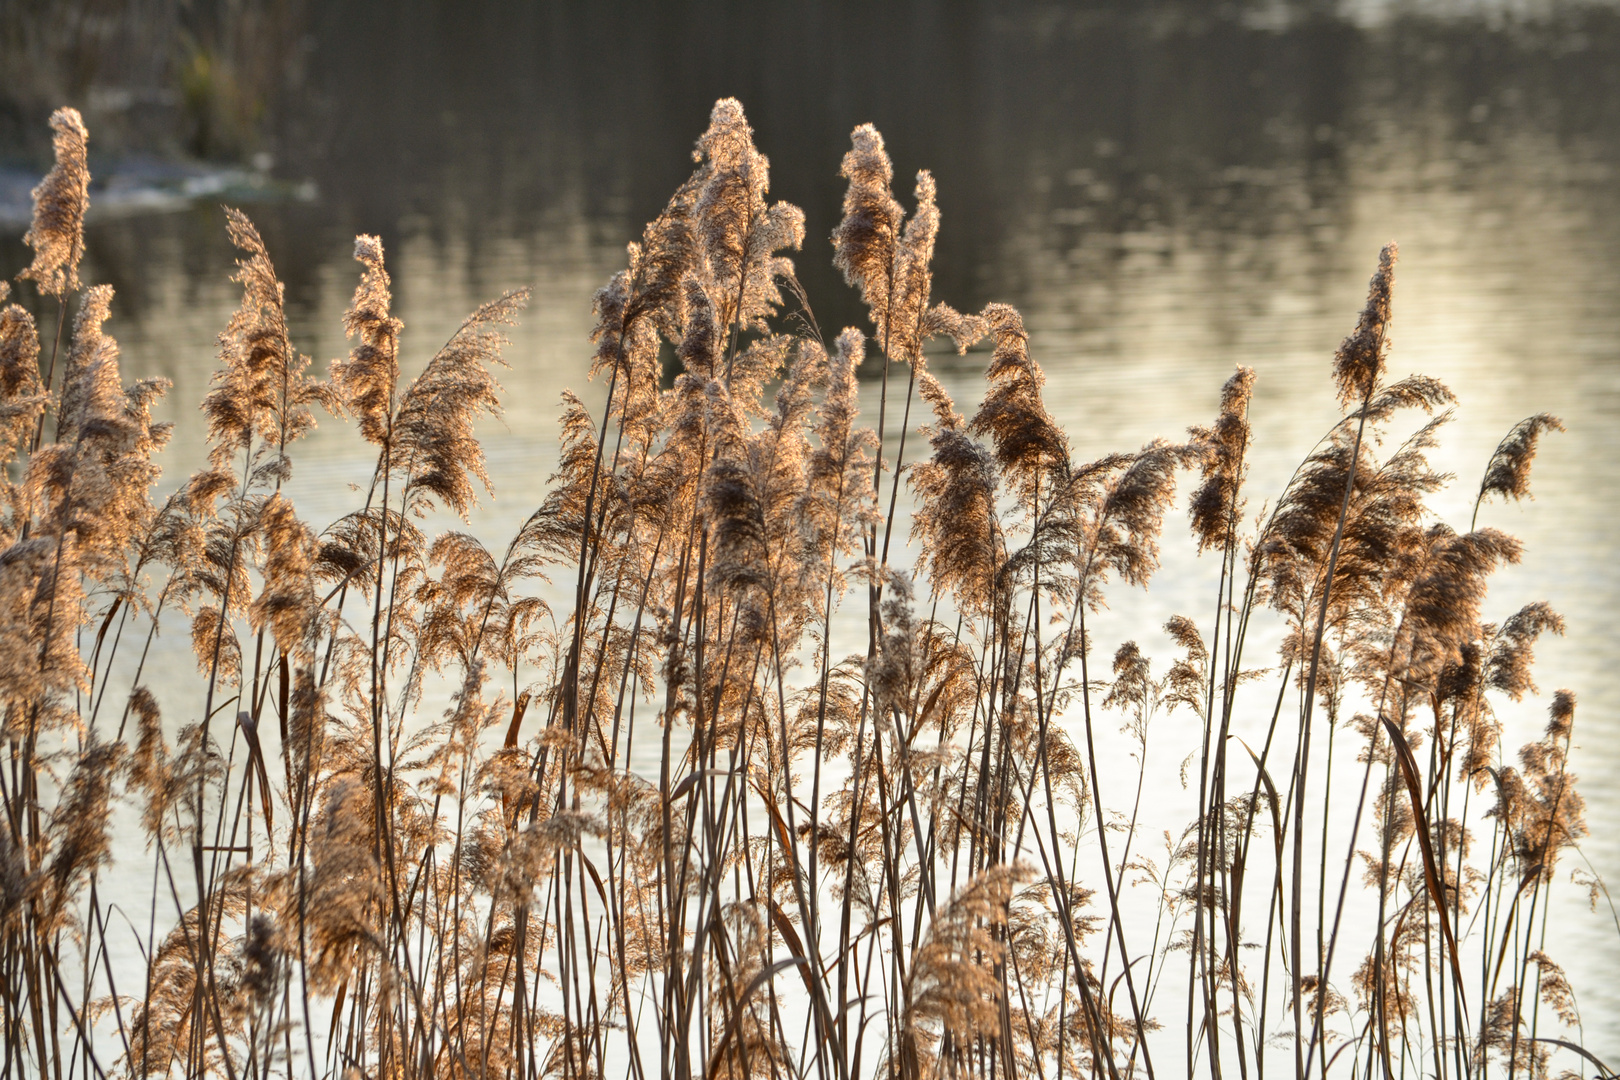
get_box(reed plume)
[832,124,904,343]
[18,107,90,299]
[0,296,46,524]
[1475,412,1565,524]
[1332,242,1396,410]
[1187,365,1255,554]
[333,235,401,445]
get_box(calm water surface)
[6,0,1620,1063]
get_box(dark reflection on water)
[268,2,1620,313]
[12,3,1620,360]
[7,0,1620,1060]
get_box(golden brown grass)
[0,99,1603,1080]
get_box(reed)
[0,100,1605,1080]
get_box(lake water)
[5,0,1620,1068]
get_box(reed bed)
[0,100,1606,1080]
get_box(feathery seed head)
[1094,439,1201,593]
[918,301,988,356]
[970,302,1068,503]
[204,209,330,473]
[693,99,802,337]
[0,303,45,474]
[888,171,941,358]
[832,124,904,341]
[40,736,122,932]
[795,328,877,594]
[1487,601,1564,701]
[1188,365,1255,553]
[335,234,402,445]
[901,864,1032,1065]
[127,687,175,841]
[1401,526,1522,682]
[56,285,121,445]
[868,571,919,721]
[911,426,1001,613]
[1333,243,1396,409]
[917,371,960,431]
[20,108,90,298]
[40,285,171,577]
[1103,641,1151,714]
[1479,413,1564,511]
[394,288,529,518]
[1363,374,1455,423]
[1547,688,1576,742]
[250,493,319,658]
[677,277,720,379]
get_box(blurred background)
[5,0,1620,1056]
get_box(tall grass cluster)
[0,101,1606,1080]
